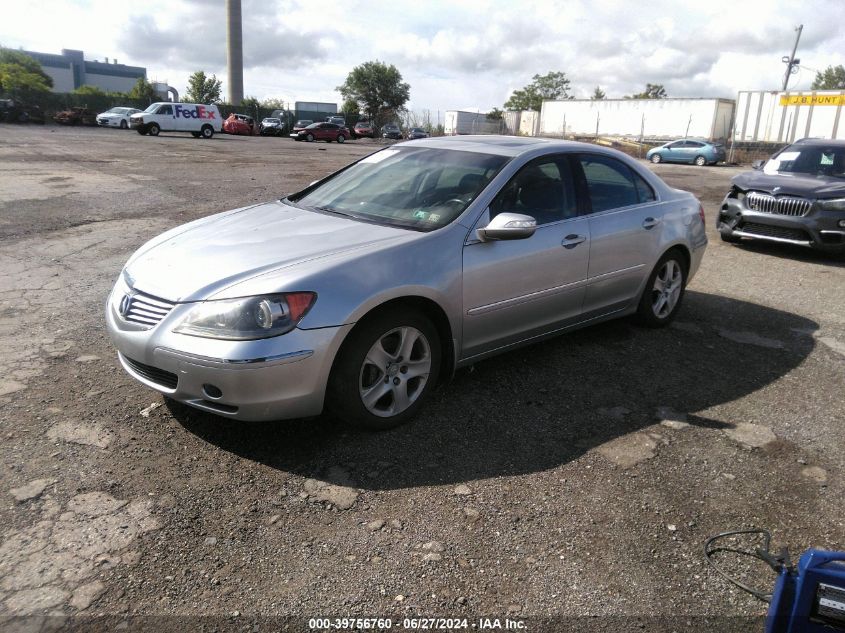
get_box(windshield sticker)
[413,210,430,220]
[360,149,400,164]
[821,152,835,165]
[428,214,441,223]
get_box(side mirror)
[477,212,537,242]
[752,159,765,170]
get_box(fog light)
[838,220,845,228]
[203,384,223,399]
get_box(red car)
[290,122,350,143]
[222,113,256,136]
[353,121,375,138]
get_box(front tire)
[148,123,160,136]
[337,134,345,143]
[328,309,441,430]
[306,133,314,142]
[201,125,214,139]
[694,155,707,166]
[650,153,662,164]
[120,120,128,129]
[634,251,688,327]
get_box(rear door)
[575,153,663,317]
[461,154,590,360]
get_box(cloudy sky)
[3,0,845,114]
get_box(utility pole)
[782,24,803,91]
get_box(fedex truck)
[129,102,222,138]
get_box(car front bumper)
[718,196,845,252]
[105,284,353,421]
[97,118,121,127]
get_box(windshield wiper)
[313,205,364,220]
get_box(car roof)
[793,137,845,147]
[403,135,601,157]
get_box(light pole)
[782,24,803,91]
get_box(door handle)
[561,234,586,249]
[642,217,660,230]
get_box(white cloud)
[2,0,845,111]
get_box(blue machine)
[705,530,845,633]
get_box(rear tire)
[634,251,688,328]
[650,153,662,164]
[694,155,707,166]
[191,132,201,138]
[328,309,441,430]
[337,134,345,143]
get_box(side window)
[490,156,577,225]
[157,105,172,115]
[667,142,682,149]
[578,155,640,212]
[687,141,704,148]
[632,171,656,203]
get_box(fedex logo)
[173,105,216,120]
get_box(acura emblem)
[119,293,132,317]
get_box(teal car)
[647,138,726,166]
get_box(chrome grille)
[746,191,812,217]
[121,291,175,328]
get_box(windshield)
[295,120,312,126]
[765,145,845,177]
[289,147,509,232]
[107,107,127,114]
[263,118,280,124]
[143,103,160,113]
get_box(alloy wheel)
[358,326,432,418]
[651,259,683,318]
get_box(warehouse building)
[21,48,146,93]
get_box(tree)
[73,85,107,96]
[591,86,606,100]
[0,47,53,96]
[184,71,222,104]
[128,77,157,104]
[487,107,503,120]
[241,95,259,115]
[341,98,360,116]
[811,65,845,90]
[337,60,410,127]
[260,97,287,110]
[627,83,667,99]
[504,71,573,111]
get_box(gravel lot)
[0,126,843,631]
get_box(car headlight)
[173,292,316,340]
[817,198,845,212]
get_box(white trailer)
[539,98,735,141]
[732,90,845,143]
[444,110,502,135]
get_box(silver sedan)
[106,136,707,429]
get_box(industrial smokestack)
[226,0,244,105]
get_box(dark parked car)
[718,138,845,254]
[382,123,402,140]
[647,138,725,166]
[292,119,313,134]
[407,127,429,140]
[259,117,285,136]
[326,115,347,127]
[0,99,45,124]
[291,122,350,143]
[353,121,375,138]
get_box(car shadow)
[727,240,845,268]
[168,290,817,490]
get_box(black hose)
[703,529,774,603]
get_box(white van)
[129,102,221,138]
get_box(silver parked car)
[106,137,707,429]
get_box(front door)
[461,155,590,360]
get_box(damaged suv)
[718,138,845,254]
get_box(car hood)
[125,201,411,302]
[732,171,845,198]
